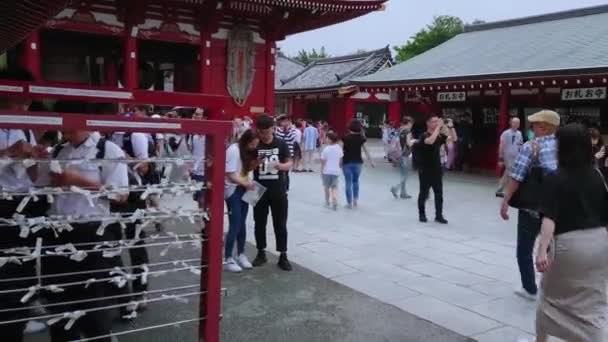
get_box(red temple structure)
[353,5,608,169]
[275,47,392,136]
[0,0,387,119]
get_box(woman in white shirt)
[224,129,259,273]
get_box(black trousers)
[109,222,149,313]
[418,170,444,218]
[41,223,115,342]
[517,210,542,294]
[0,199,48,342]
[0,260,36,342]
[124,223,149,293]
[254,191,288,252]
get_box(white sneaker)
[514,287,537,301]
[237,254,253,270]
[24,320,47,334]
[224,258,242,273]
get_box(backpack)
[53,138,107,161]
[122,133,157,159]
[22,129,32,144]
[399,129,411,156]
[121,133,161,185]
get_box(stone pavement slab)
[244,141,545,341]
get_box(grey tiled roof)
[355,5,608,85]
[277,47,392,93]
[275,53,305,88]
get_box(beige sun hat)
[527,110,560,127]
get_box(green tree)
[394,15,464,62]
[293,46,330,65]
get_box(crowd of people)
[243,110,608,341]
[0,68,211,341]
[1,66,607,341]
[382,116,473,172]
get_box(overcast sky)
[278,0,607,57]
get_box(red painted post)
[124,30,138,91]
[199,33,212,94]
[388,98,401,125]
[265,40,277,115]
[292,97,306,120]
[21,30,41,81]
[498,88,509,136]
[200,130,226,342]
[344,96,357,135]
[496,88,510,173]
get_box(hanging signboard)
[437,92,466,102]
[561,87,607,101]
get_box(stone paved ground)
[245,141,558,342]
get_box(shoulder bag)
[508,141,544,210]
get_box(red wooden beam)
[0,80,232,108]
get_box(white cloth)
[500,129,523,163]
[0,129,37,192]
[49,133,128,216]
[191,135,206,177]
[321,144,343,176]
[130,133,150,159]
[293,128,302,145]
[225,143,244,199]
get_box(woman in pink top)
[317,122,326,148]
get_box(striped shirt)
[275,127,297,158]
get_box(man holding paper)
[252,115,294,271]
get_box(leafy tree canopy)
[293,47,330,65]
[394,15,465,62]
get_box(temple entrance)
[306,101,330,123]
[355,102,388,138]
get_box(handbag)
[509,141,543,210]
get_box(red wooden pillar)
[124,30,138,90]
[329,96,344,132]
[343,96,357,135]
[498,88,509,136]
[199,33,212,94]
[265,40,277,115]
[21,30,41,80]
[292,97,306,120]
[388,97,401,125]
[495,88,510,171]
[201,126,229,342]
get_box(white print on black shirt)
[258,148,280,180]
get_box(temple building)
[352,5,608,169]
[275,47,392,136]
[0,0,387,119]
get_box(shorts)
[322,175,339,189]
[191,173,206,201]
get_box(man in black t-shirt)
[252,115,294,271]
[416,116,458,224]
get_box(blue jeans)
[517,210,541,294]
[225,187,248,259]
[343,163,362,205]
[391,156,410,196]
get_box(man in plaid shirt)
[500,110,559,301]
